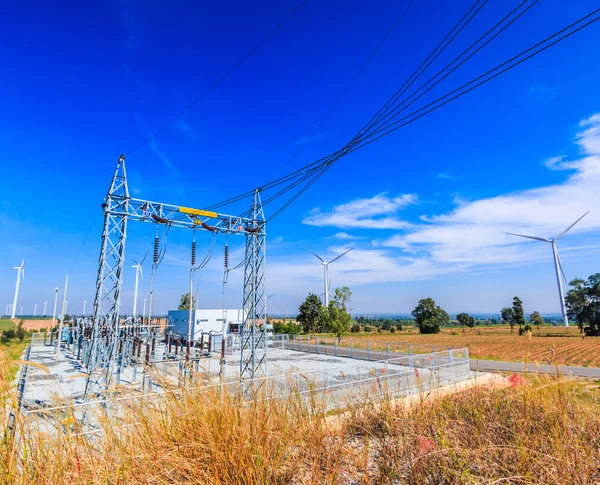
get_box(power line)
[266,6,600,221]
[266,0,417,184]
[208,0,486,211]
[126,0,309,156]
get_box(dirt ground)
[16,319,53,331]
[319,326,600,367]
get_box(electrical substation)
[12,156,475,435]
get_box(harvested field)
[317,325,600,367]
[18,319,53,331]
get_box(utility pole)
[55,275,68,357]
[11,260,24,319]
[51,287,58,345]
[43,300,48,316]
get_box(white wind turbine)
[507,211,589,327]
[309,248,353,306]
[132,252,147,317]
[11,260,24,319]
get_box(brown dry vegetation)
[322,326,600,367]
[2,351,600,484]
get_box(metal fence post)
[350,339,353,358]
[334,339,338,356]
[386,342,390,360]
[408,343,412,356]
[367,341,371,361]
[300,335,303,352]
[316,336,319,354]
[448,349,453,364]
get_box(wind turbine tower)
[43,301,48,316]
[309,248,353,306]
[507,212,588,327]
[11,260,24,319]
[83,300,87,316]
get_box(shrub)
[519,324,533,335]
[390,327,396,334]
[350,324,361,333]
[364,326,372,333]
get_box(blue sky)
[1,0,600,316]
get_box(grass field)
[0,319,16,332]
[316,325,600,367]
[2,353,599,484]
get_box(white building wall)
[167,309,245,341]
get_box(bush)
[519,324,533,335]
[364,326,372,333]
[396,323,403,332]
[390,327,396,334]
[350,323,361,333]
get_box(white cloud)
[303,193,417,229]
[334,232,359,240]
[267,246,466,295]
[384,113,600,265]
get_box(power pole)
[55,275,68,357]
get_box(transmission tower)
[81,156,267,397]
[240,190,267,395]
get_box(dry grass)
[1,350,600,484]
[325,326,600,367]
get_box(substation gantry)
[81,155,267,396]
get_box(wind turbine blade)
[555,247,568,283]
[506,233,551,243]
[308,250,325,263]
[328,247,354,264]
[554,211,589,241]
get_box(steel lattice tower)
[88,156,129,392]
[240,190,267,393]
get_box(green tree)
[501,306,515,333]
[319,287,352,339]
[456,313,475,330]
[529,311,544,330]
[412,298,449,335]
[512,297,526,333]
[178,293,191,310]
[565,274,600,336]
[16,320,27,342]
[297,293,322,334]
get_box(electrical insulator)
[153,234,159,265]
[191,240,197,267]
[224,244,229,270]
